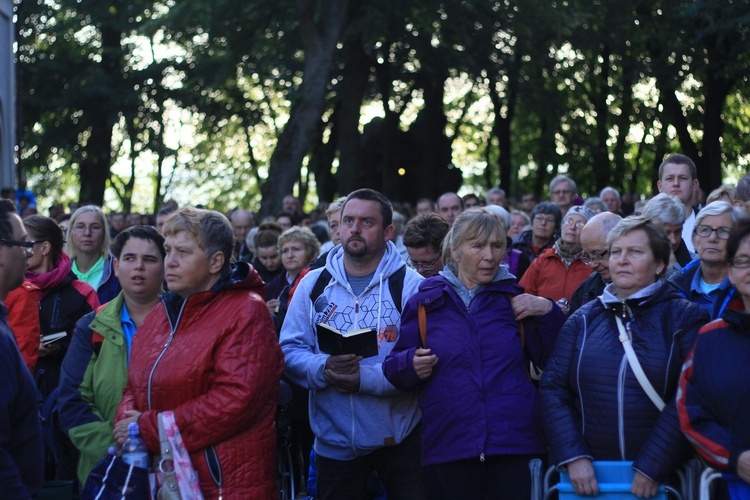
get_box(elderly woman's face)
[70,211,105,256]
[729,236,750,308]
[609,229,665,299]
[561,214,587,244]
[508,214,527,240]
[164,231,216,298]
[452,234,504,290]
[693,212,733,266]
[281,239,310,277]
[531,212,556,241]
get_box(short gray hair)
[510,210,531,226]
[735,174,750,203]
[641,193,686,225]
[550,175,577,195]
[695,201,747,227]
[584,197,606,213]
[442,208,505,272]
[483,205,511,230]
[607,216,671,274]
[600,186,620,200]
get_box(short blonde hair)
[163,206,234,273]
[278,226,321,265]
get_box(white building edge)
[0,0,15,189]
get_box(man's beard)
[344,237,368,258]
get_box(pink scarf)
[25,253,74,298]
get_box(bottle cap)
[128,421,139,434]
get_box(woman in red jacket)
[115,207,283,498]
[520,206,595,313]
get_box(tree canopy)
[14,0,750,214]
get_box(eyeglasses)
[563,217,586,229]
[533,215,556,225]
[552,189,573,196]
[72,224,104,234]
[694,225,731,240]
[0,238,36,250]
[407,254,441,272]
[581,249,608,266]
[730,256,750,268]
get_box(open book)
[41,332,67,346]
[316,323,378,358]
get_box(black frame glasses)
[0,238,36,249]
[533,215,556,225]
[730,256,750,269]
[581,250,608,266]
[407,254,441,272]
[694,225,731,240]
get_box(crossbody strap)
[418,304,427,348]
[615,316,665,411]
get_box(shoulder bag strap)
[418,304,427,348]
[614,316,665,411]
[157,412,173,466]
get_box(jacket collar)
[722,307,750,335]
[600,280,675,318]
[325,241,406,293]
[89,292,126,342]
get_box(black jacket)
[568,272,607,316]
[0,307,43,498]
[511,229,557,263]
[540,281,709,482]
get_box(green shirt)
[72,256,105,289]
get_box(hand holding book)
[316,323,378,358]
[324,354,361,393]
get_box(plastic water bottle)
[121,422,149,469]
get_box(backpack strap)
[388,266,407,314]
[309,269,333,306]
[309,265,407,314]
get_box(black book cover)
[316,323,378,358]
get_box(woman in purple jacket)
[383,208,566,500]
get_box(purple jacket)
[383,270,565,466]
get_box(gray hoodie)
[280,241,423,460]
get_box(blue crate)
[558,461,668,500]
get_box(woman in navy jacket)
[383,208,566,500]
[678,219,750,489]
[540,216,708,498]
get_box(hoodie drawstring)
[376,273,383,335]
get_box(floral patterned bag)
[156,411,203,500]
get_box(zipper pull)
[479,453,485,462]
[355,297,359,314]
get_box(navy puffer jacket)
[540,280,709,483]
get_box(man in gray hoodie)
[280,188,424,499]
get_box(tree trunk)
[258,0,349,219]
[78,25,122,206]
[334,36,370,195]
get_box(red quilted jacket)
[117,263,283,498]
[519,247,593,303]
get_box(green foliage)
[14,0,750,212]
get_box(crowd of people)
[1,153,750,499]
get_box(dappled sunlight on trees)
[13,0,750,212]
